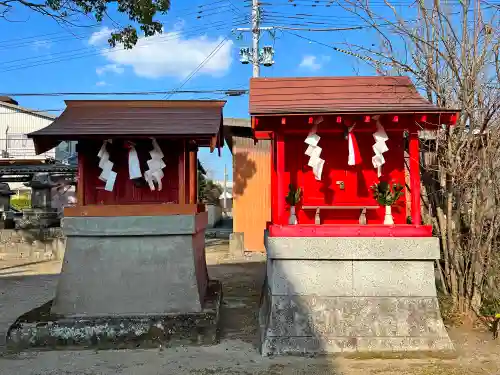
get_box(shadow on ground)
[0,257,499,374]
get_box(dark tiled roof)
[28,100,226,154]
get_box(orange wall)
[232,137,271,252]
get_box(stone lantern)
[0,182,15,229]
[18,173,60,229]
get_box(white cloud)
[172,19,186,31]
[32,40,51,50]
[88,27,115,46]
[89,26,233,79]
[96,81,107,86]
[96,64,124,76]
[299,55,322,71]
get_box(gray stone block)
[52,214,210,318]
[62,213,208,237]
[269,260,352,296]
[52,235,203,317]
[356,337,454,352]
[266,235,440,260]
[265,295,446,338]
[229,232,244,257]
[352,261,437,297]
[262,337,357,356]
[260,235,453,356]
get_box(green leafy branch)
[285,184,302,206]
[371,181,404,206]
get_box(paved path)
[0,261,61,349]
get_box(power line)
[0,89,248,97]
[171,0,232,13]
[0,18,247,67]
[0,3,239,50]
[164,37,231,99]
[275,25,367,31]
[0,19,248,73]
[284,29,398,67]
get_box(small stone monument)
[0,182,15,229]
[17,173,60,229]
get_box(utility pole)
[236,0,275,77]
[252,0,260,78]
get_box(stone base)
[6,280,222,352]
[260,233,454,356]
[260,292,454,356]
[54,214,209,317]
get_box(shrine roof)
[249,76,457,115]
[28,100,225,154]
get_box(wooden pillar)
[276,132,285,225]
[189,145,198,204]
[76,145,85,206]
[409,132,422,225]
[178,140,186,204]
[270,132,277,224]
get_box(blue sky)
[0,0,397,181]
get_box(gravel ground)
[0,243,499,375]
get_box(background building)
[224,118,270,252]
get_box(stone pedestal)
[260,233,454,356]
[53,213,210,316]
[6,212,222,351]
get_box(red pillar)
[409,132,422,225]
[188,145,198,204]
[178,140,186,204]
[276,132,286,225]
[270,132,277,224]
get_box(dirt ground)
[0,239,499,375]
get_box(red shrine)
[251,76,458,237]
[30,100,225,216]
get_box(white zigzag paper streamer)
[97,140,116,192]
[371,115,389,177]
[144,138,166,191]
[128,143,142,180]
[304,131,324,181]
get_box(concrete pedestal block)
[260,233,453,356]
[52,213,210,317]
[5,212,223,351]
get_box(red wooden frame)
[260,113,439,229]
[77,139,194,207]
[409,132,422,225]
[276,132,286,224]
[267,223,433,237]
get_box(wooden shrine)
[6,100,225,350]
[251,76,457,355]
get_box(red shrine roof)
[249,76,457,115]
[28,100,225,154]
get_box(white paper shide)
[97,140,116,192]
[304,130,324,181]
[371,115,389,177]
[144,138,166,191]
[127,142,142,180]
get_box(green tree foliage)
[197,171,223,205]
[1,0,171,49]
